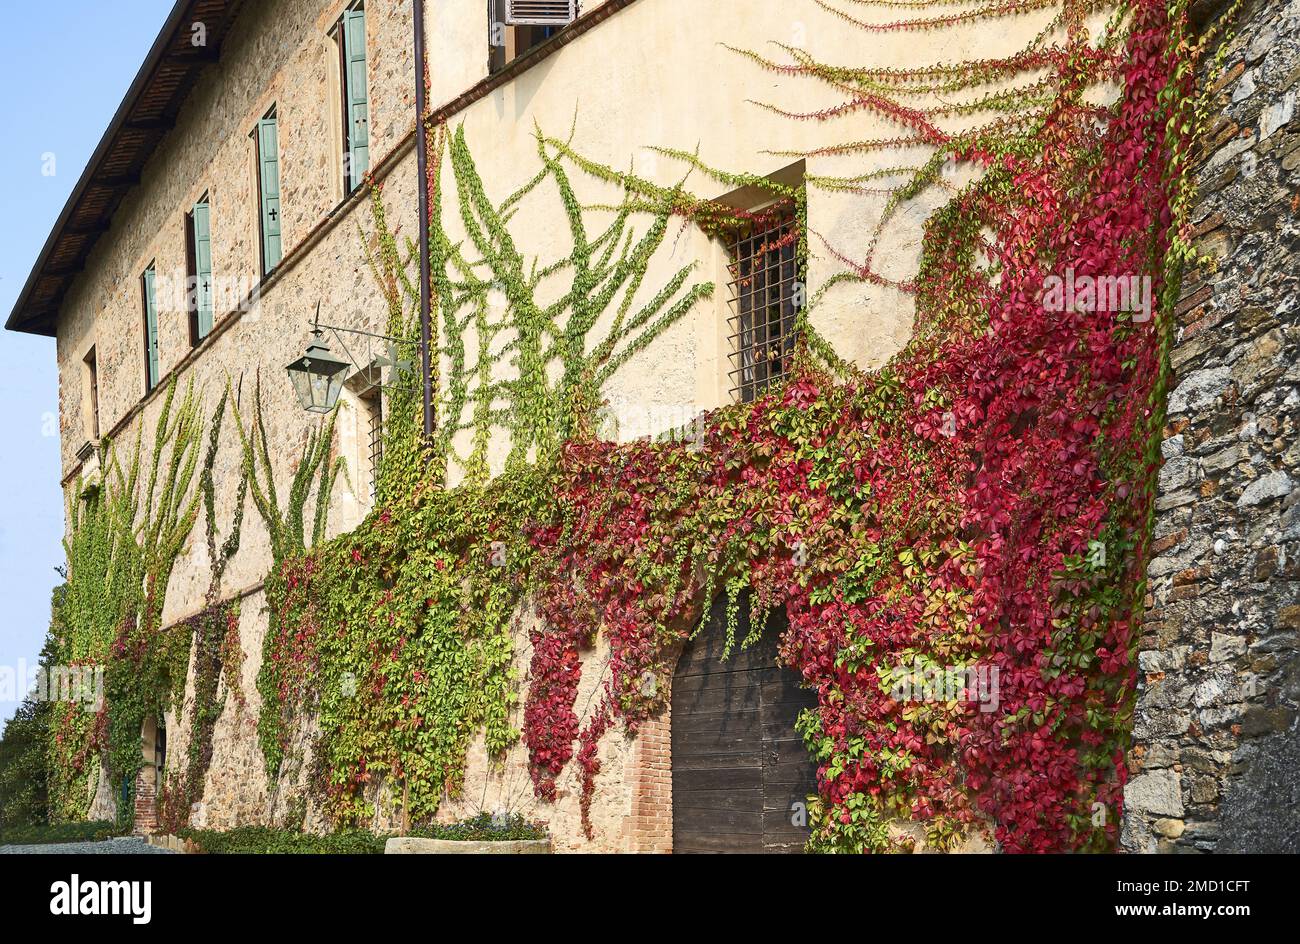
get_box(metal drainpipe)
[413,0,435,443]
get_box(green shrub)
[408,813,547,842]
[178,826,387,855]
[0,697,50,830]
[178,814,547,854]
[0,820,120,846]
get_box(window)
[186,194,213,345]
[359,385,383,499]
[253,107,282,275]
[82,346,100,442]
[334,3,369,193]
[141,715,166,794]
[489,0,577,72]
[725,204,802,403]
[141,264,161,393]
[154,716,167,792]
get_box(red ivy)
[520,0,1188,851]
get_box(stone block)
[1237,470,1293,507]
[1169,367,1232,414]
[1125,769,1185,818]
[1209,633,1248,662]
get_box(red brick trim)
[626,707,673,853]
[132,770,159,836]
[625,639,682,853]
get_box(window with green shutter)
[142,264,160,392]
[337,3,369,192]
[254,108,282,274]
[187,195,213,343]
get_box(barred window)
[726,204,802,403]
[360,386,383,499]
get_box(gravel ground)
[0,837,176,854]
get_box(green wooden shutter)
[143,266,160,390]
[192,199,213,338]
[343,7,369,188]
[257,115,282,272]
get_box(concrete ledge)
[384,837,551,855]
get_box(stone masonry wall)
[1124,0,1300,853]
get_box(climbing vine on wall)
[520,0,1212,850]
[46,0,1219,853]
[519,0,1213,850]
[431,125,714,477]
[158,387,248,832]
[51,381,209,825]
[244,0,1215,851]
[250,122,724,825]
[236,379,345,788]
[157,600,242,833]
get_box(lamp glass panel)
[288,368,313,409]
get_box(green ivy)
[52,380,207,826]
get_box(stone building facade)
[6,0,1294,852]
[1123,0,1300,854]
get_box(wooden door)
[671,596,818,853]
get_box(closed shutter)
[142,266,160,391]
[504,1,577,27]
[192,199,213,339]
[257,115,282,272]
[342,6,369,188]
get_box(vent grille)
[505,0,577,27]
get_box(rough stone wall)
[51,0,422,834]
[1124,0,1300,854]
[186,591,273,831]
[55,0,415,480]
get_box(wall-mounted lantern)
[286,305,350,413]
[288,302,409,413]
[286,335,349,414]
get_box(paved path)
[0,837,176,854]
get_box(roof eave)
[5,0,241,337]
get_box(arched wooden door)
[671,596,819,853]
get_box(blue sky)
[0,1,175,725]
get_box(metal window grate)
[726,204,802,403]
[362,388,383,499]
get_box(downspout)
[413,0,435,442]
